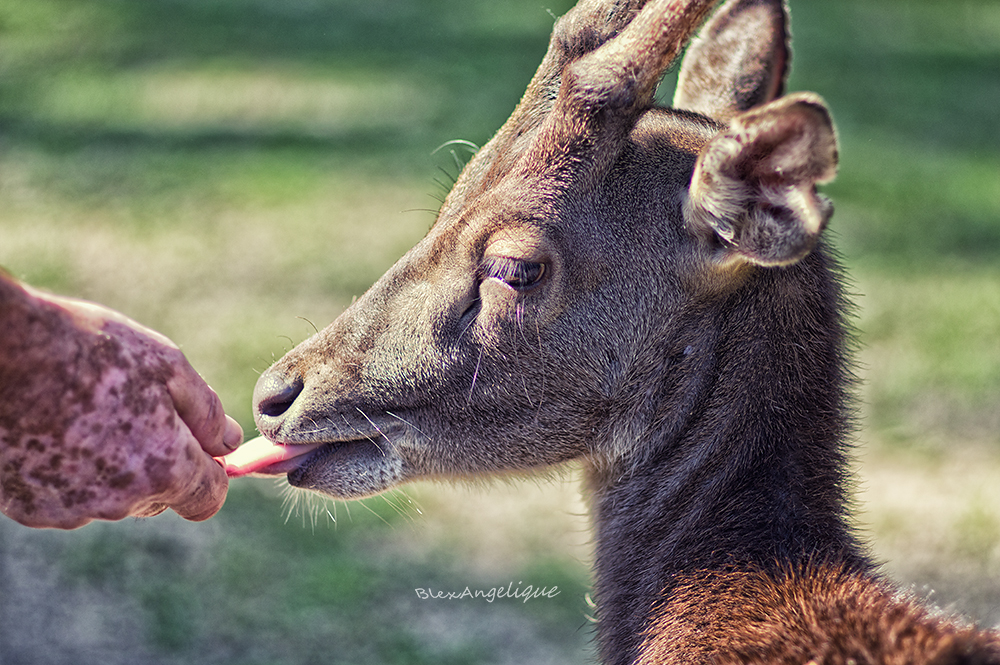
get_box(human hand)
[0,276,243,528]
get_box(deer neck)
[584,245,872,665]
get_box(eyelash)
[480,256,546,291]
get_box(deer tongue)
[218,436,326,477]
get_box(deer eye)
[480,256,547,291]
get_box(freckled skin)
[0,271,243,529]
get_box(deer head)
[250,0,838,500]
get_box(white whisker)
[468,347,484,402]
[355,407,389,456]
[384,410,418,432]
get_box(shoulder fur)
[638,564,1000,665]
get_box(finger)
[132,503,170,519]
[169,454,229,522]
[6,511,93,530]
[167,363,239,457]
[223,415,244,451]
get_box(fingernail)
[223,418,244,451]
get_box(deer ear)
[684,93,837,267]
[673,0,789,120]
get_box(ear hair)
[684,93,837,267]
[673,0,790,120]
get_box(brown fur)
[639,565,1000,665]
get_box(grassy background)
[1,0,998,662]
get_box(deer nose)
[254,371,304,421]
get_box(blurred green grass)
[1,0,999,661]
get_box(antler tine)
[445,0,661,205]
[445,0,716,208]
[523,0,719,179]
[588,0,719,108]
[503,1,651,133]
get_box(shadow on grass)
[0,0,573,162]
[786,0,1000,264]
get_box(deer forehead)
[430,109,719,265]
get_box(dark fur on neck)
[587,243,875,664]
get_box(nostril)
[255,372,304,419]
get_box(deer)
[234,0,1000,662]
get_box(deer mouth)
[220,430,397,479]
